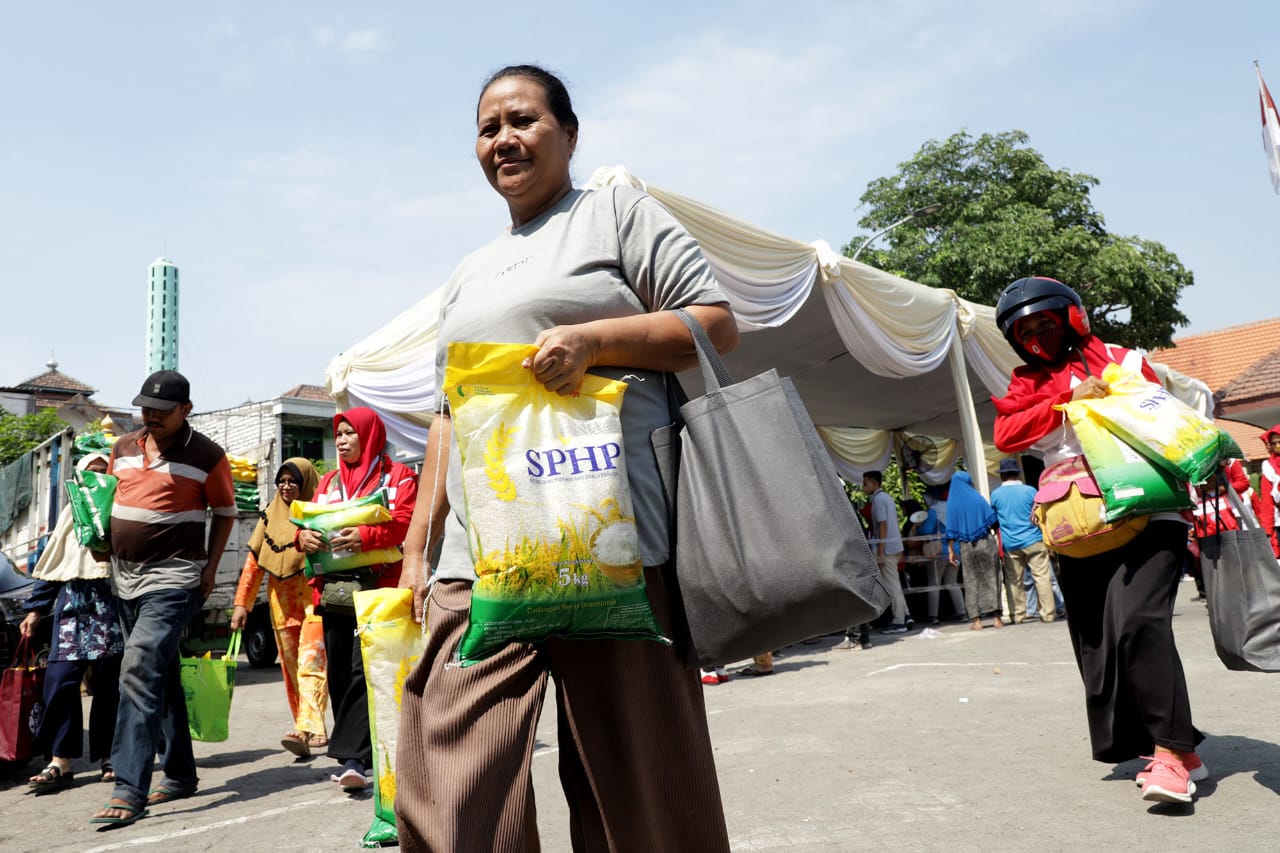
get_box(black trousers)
[322,608,371,767]
[1058,520,1204,763]
[38,657,121,762]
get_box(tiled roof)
[1148,317,1280,393]
[1218,348,1280,405]
[1216,418,1271,463]
[4,368,97,395]
[280,384,332,402]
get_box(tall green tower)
[146,257,179,372]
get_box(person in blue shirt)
[989,458,1058,623]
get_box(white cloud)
[201,17,238,41]
[310,21,389,63]
[340,29,388,63]
[578,0,1146,232]
[222,63,255,88]
[311,24,336,48]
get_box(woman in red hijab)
[297,407,417,790]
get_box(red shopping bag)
[0,637,46,762]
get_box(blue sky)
[2,1,1277,412]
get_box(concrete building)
[188,384,339,501]
[146,256,179,372]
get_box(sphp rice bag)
[445,341,668,665]
[289,492,403,577]
[1073,364,1242,484]
[1057,404,1193,521]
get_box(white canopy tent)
[326,166,1211,496]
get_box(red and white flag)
[1258,62,1280,193]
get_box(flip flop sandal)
[29,763,74,793]
[281,731,311,759]
[147,785,197,806]
[101,762,115,783]
[736,666,775,678]
[90,801,149,828]
[307,734,329,750]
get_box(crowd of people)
[12,65,1261,846]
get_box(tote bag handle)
[672,309,734,392]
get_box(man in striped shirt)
[91,371,237,828]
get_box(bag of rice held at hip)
[1073,363,1242,484]
[1059,404,1193,521]
[289,492,403,578]
[354,588,424,848]
[445,341,668,665]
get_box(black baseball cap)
[133,370,191,410]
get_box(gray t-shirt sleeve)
[613,190,728,313]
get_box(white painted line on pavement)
[82,796,356,852]
[866,661,1074,677]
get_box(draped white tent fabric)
[325,166,1208,490]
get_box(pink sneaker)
[1136,751,1209,787]
[1138,753,1196,804]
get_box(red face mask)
[1016,314,1066,361]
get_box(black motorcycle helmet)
[995,276,1090,364]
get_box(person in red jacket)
[297,407,417,790]
[1257,425,1280,556]
[993,277,1206,806]
[1188,459,1256,539]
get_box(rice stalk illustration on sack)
[470,418,642,599]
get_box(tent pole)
[947,333,990,499]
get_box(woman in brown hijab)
[231,457,329,758]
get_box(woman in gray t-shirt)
[394,65,738,852]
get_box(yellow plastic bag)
[445,341,667,665]
[355,588,423,848]
[289,492,403,577]
[1068,363,1241,484]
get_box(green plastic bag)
[66,471,117,551]
[1063,410,1192,521]
[73,431,112,454]
[180,630,240,742]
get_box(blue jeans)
[1023,564,1064,615]
[110,587,202,808]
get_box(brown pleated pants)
[396,566,730,853]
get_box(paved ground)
[2,581,1278,851]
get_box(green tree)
[0,408,70,465]
[846,130,1192,349]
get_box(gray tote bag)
[651,309,889,667]
[1200,487,1280,672]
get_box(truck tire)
[245,606,278,669]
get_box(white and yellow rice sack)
[355,588,423,848]
[445,341,667,665]
[1068,363,1241,484]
